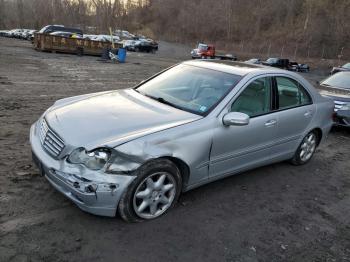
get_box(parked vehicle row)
[0,25,159,54]
[245,57,310,72]
[0,28,37,40]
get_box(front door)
[209,76,279,178]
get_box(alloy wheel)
[300,133,317,162]
[133,172,176,219]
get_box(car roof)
[183,60,285,76]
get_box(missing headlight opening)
[68,147,111,170]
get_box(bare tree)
[1,0,349,59]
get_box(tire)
[118,159,182,222]
[290,130,319,165]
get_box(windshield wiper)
[143,93,184,111]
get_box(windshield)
[267,58,278,63]
[198,44,208,51]
[342,63,350,69]
[136,64,241,115]
[321,72,350,90]
[38,26,50,33]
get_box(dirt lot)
[0,37,350,262]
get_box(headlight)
[67,148,111,170]
[339,103,350,111]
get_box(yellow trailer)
[33,33,122,56]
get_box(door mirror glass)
[223,112,250,126]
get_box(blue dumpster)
[118,48,127,63]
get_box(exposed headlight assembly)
[68,148,111,170]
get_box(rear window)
[38,26,50,33]
[276,77,312,109]
[267,58,278,63]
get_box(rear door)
[271,76,315,157]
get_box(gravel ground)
[0,37,350,262]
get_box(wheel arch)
[160,156,190,192]
[310,127,323,146]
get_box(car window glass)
[276,77,311,109]
[137,64,241,115]
[231,77,271,117]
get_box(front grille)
[39,118,65,158]
[334,100,347,112]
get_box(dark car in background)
[134,40,158,53]
[330,63,350,75]
[38,25,83,35]
[262,58,289,69]
[289,62,310,72]
[318,72,350,127]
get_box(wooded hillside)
[1,0,349,59]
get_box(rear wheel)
[118,159,182,222]
[290,131,318,165]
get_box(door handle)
[304,110,313,117]
[265,119,277,127]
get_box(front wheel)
[290,131,318,165]
[118,159,182,222]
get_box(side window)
[276,77,312,109]
[231,77,271,117]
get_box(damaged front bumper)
[30,123,136,217]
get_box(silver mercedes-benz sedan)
[30,60,334,222]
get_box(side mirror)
[223,112,250,126]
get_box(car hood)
[333,67,349,71]
[45,89,201,150]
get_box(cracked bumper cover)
[30,124,136,217]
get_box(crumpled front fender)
[106,119,215,188]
